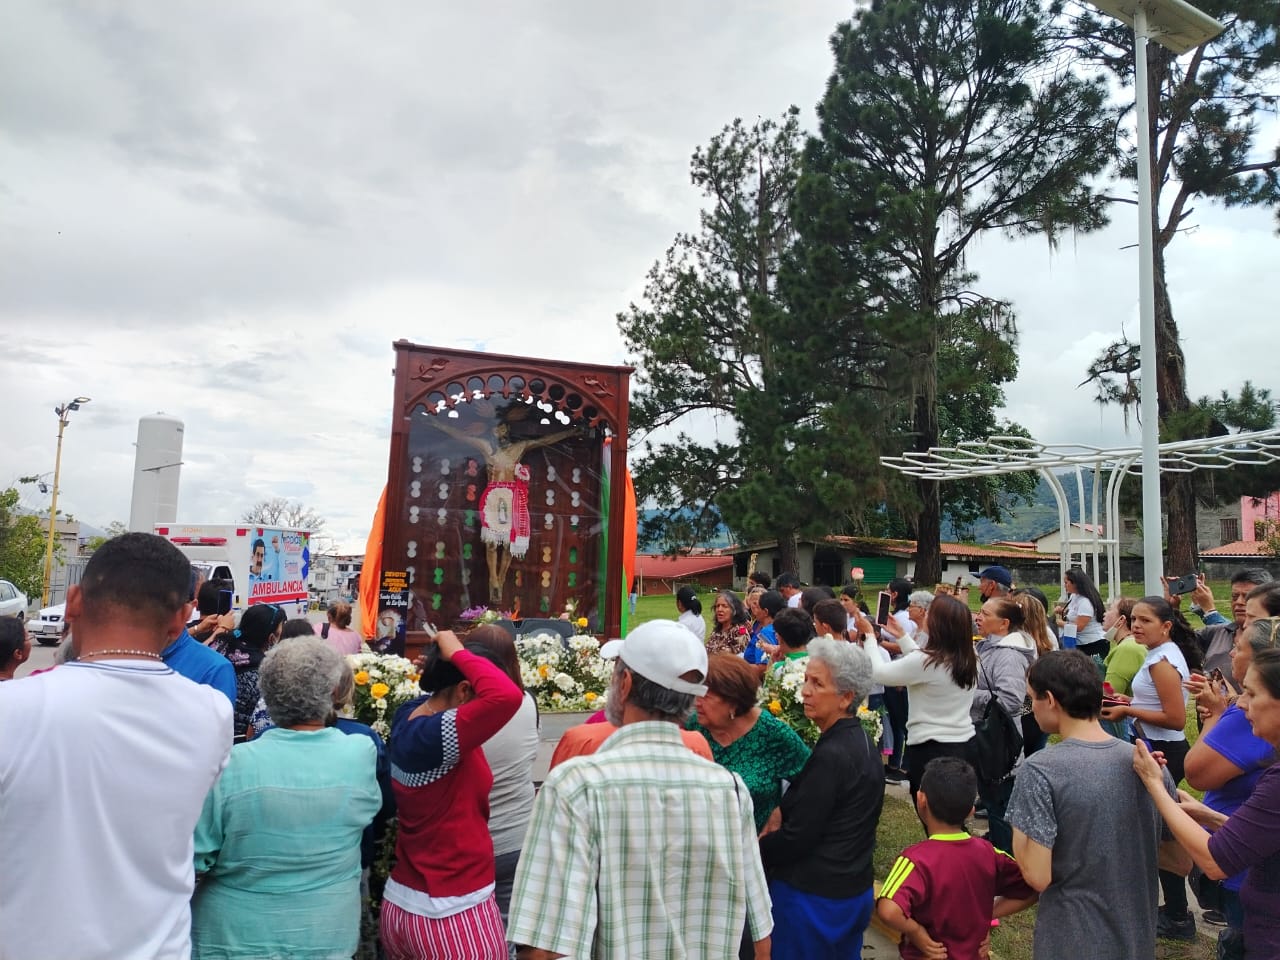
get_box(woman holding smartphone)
[1181,617,1280,945]
[1101,596,1202,941]
[855,594,977,801]
[1135,647,1280,957]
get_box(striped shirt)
[508,720,773,959]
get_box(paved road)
[16,639,58,677]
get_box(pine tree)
[794,0,1115,580]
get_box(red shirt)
[880,834,1034,960]
[387,650,522,899]
[549,722,712,770]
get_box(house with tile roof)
[726,536,1059,589]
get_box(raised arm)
[512,426,581,457]
[861,633,927,686]
[394,637,523,777]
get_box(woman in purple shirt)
[1184,617,1280,942]
[1135,646,1280,958]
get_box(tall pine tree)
[794,0,1115,580]
[619,111,887,573]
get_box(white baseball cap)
[599,619,709,697]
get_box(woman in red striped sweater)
[380,630,523,960]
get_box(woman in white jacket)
[855,594,977,804]
[972,597,1037,854]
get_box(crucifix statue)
[430,416,580,604]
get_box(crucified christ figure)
[430,417,580,604]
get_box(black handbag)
[972,659,1023,785]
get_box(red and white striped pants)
[380,897,508,960]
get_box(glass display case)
[383,341,632,650]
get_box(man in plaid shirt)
[508,620,773,959]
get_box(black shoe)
[1156,909,1197,941]
[884,767,907,785]
[1202,909,1227,926]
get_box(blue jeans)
[979,775,1016,855]
[883,687,909,770]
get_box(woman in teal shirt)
[192,636,382,959]
[689,653,811,831]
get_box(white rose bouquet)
[516,630,613,711]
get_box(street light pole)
[1133,5,1164,596]
[1083,0,1223,594]
[41,397,90,608]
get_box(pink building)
[1241,493,1280,542]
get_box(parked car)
[0,580,28,621]
[28,602,66,646]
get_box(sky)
[2,1,1276,552]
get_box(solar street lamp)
[1084,0,1223,592]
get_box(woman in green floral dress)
[688,653,811,832]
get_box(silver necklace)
[80,649,164,661]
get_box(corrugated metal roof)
[635,554,734,577]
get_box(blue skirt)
[768,879,874,960]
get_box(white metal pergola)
[881,427,1280,598]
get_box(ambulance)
[153,522,312,613]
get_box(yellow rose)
[584,691,598,702]
[354,671,370,686]
[538,664,550,678]
[409,673,421,683]
[370,682,390,700]
[576,617,589,628]
[768,699,783,716]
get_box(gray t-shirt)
[1007,736,1170,960]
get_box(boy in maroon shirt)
[877,758,1037,959]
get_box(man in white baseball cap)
[508,620,773,959]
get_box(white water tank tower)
[128,414,185,532]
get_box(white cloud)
[1,0,1274,550]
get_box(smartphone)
[875,591,892,626]
[217,589,234,616]
[1131,719,1152,751]
[1168,573,1198,596]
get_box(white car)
[28,602,66,646]
[0,580,28,621]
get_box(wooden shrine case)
[382,341,632,653]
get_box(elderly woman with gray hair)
[191,636,382,959]
[758,637,886,960]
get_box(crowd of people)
[4,533,1280,959]
[669,564,1280,959]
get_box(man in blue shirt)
[163,566,236,706]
